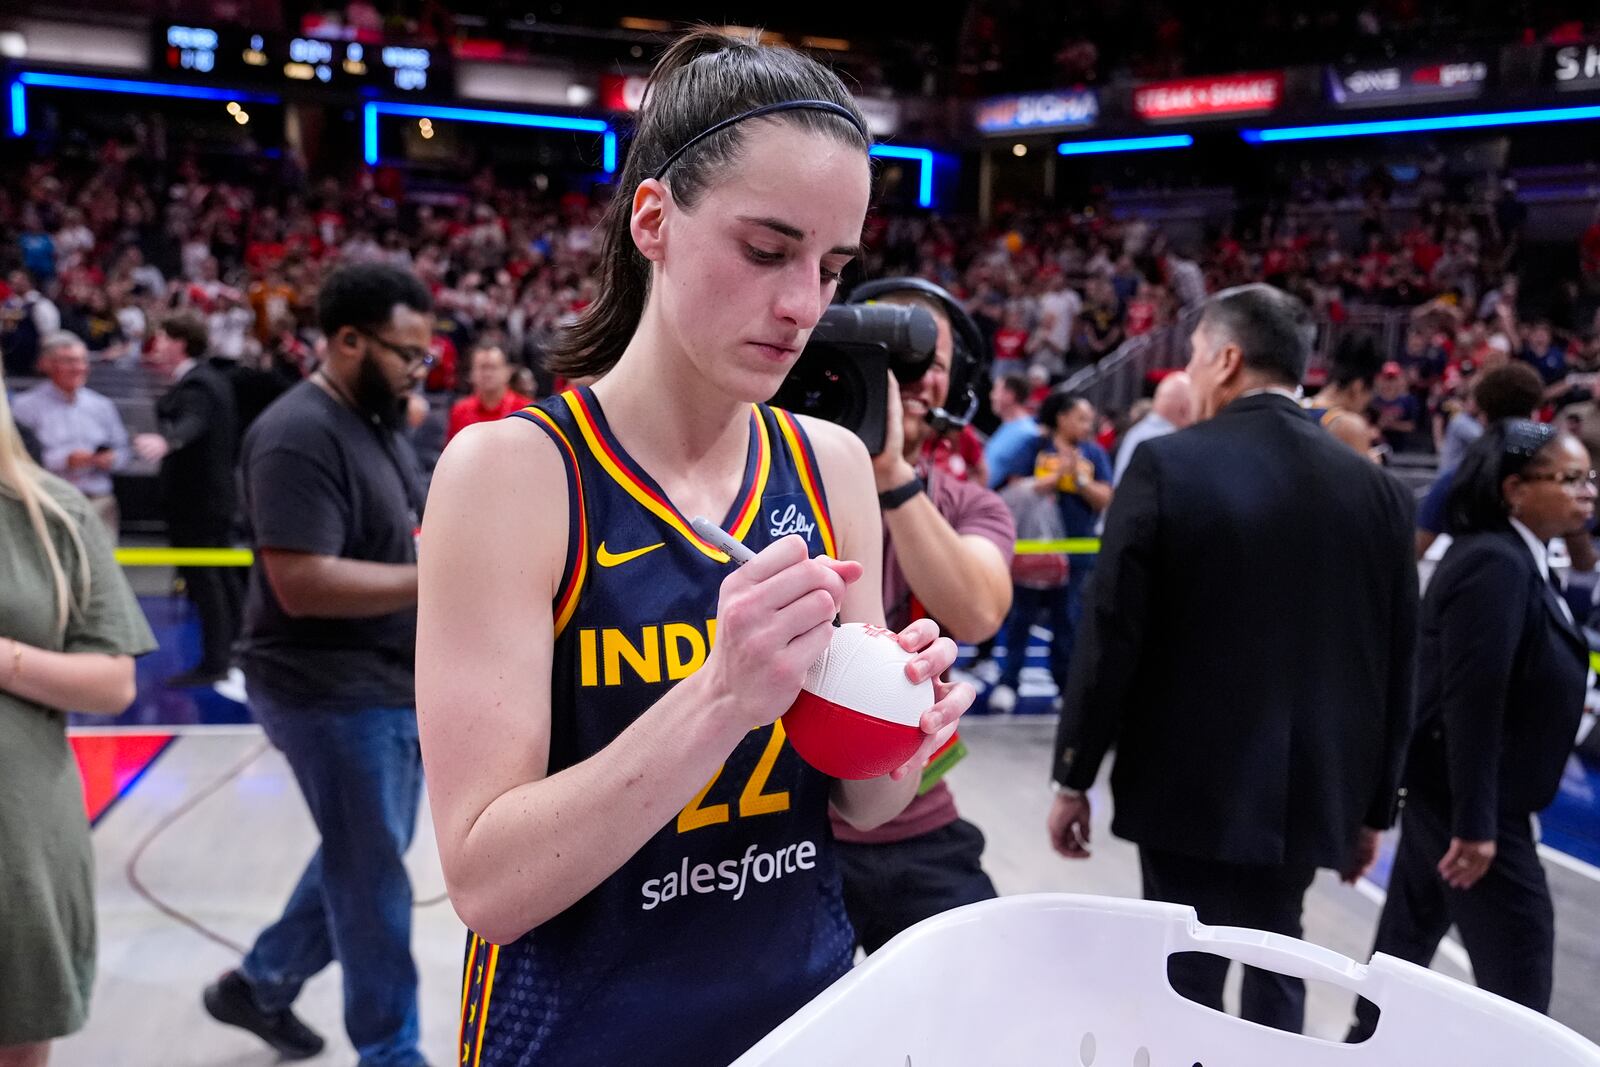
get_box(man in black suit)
[1047,284,1418,1034]
[134,312,242,687]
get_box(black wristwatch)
[878,475,925,511]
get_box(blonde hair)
[0,365,91,636]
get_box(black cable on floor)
[124,736,452,960]
[124,739,269,956]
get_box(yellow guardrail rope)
[117,542,1105,566]
[114,548,255,568]
[104,546,1600,666]
[1013,539,1101,555]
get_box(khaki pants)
[86,494,119,543]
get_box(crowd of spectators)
[867,163,1600,460]
[958,1,1600,95]
[0,146,608,398]
[5,139,1600,480]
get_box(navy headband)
[652,99,869,181]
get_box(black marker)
[691,516,840,626]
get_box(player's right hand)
[699,534,861,731]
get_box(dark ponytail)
[547,28,870,379]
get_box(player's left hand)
[886,617,974,781]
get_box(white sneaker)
[948,668,981,691]
[987,684,1017,714]
[212,667,249,704]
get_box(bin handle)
[1172,921,1372,993]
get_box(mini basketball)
[782,623,933,780]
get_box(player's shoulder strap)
[763,405,839,559]
[510,392,589,636]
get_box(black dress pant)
[1349,790,1553,1041]
[170,518,243,675]
[1139,847,1318,1034]
[835,818,998,954]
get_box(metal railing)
[1060,305,1205,415]
[1061,304,1418,415]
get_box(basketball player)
[417,31,974,1067]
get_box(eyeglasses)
[356,329,435,369]
[1522,469,1599,491]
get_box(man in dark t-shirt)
[203,265,434,1067]
[236,380,422,705]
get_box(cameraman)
[829,280,1017,952]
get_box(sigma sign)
[976,90,1098,135]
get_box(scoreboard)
[155,24,450,96]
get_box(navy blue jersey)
[460,386,854,1067]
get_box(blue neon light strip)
[1242,104,1600,143]
[366,100,609,131]
[364,102,379,165]
[363,101,613,171]
[1056,134,1194,156]
[9,81,24,138]
[869,144,934,208]
[17,71,279,104]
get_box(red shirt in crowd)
[921,425,986,483]
[993,326,1029,365]
[1582,222,1600,278]
[446,390,532,443]
[1125,297,1157,337]
[1096,419,1118,454]
[427,335,459,393]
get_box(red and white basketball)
[782,623,933,780]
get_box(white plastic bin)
[734,894,1600,1066]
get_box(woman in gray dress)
[0,368,155,1067]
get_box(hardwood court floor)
[52,718,1600,1065]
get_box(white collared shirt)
[1518,518,1600,743]
[1238,386,1304,403]
[1511,516,1574,626]
[9,380,129,496]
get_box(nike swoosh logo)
[596,541,665,568]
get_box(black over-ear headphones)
[847,276,987,433]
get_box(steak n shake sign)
[1133,71,1283,122]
